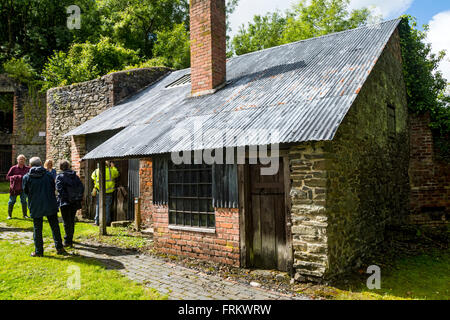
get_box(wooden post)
[134,197,141,231]
[98,161,107,235]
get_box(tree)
[153,24,190,70]
[231,0,373,56]
[232,12,288,56]
[97,0,189,58]
[41,38,140,89]
[0,0,102,72]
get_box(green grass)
[0,182,10,194]
[0,194,165,300]
[296,250,449,300]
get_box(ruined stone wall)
[289,29,410,281]
[0,74,46,162]
[46,67,169,168]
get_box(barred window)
[168,163,215,229]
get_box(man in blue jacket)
[22,157,66,257]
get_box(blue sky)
[229,0,450,81]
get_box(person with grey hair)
[56,160,84,248]
[22,157,66,257]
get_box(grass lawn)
[0,194,165,300]
[296,248,449,300]
[0,182,10,194]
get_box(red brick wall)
[139,159,153,226]
[153,206,240,266]
[409,112,450,226]
[190,0,226,95]
[70,136,86,180]
[139,157,241,266]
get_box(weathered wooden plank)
[261,194,276,269]
[238,164,246,267]
[251,194,262,267]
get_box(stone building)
[0,74,46,177]
[48,0,448,282]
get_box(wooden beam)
[98,161,107,235]
[238,164,246,267]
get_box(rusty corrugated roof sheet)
[66,19,401,160]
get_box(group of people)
[5,154,119,257]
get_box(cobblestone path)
[0,223,309,300]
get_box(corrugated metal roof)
[68,19,401,160]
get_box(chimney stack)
[190,0,227,97]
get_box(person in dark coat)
[6,154,30,219]
[55,160,84,248]
[22,157,66,257]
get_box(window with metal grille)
[168,162,215,229]
[165,74,191,89]
[387,104,396,138]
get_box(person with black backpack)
[55,160,84,248]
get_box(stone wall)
[289,29,410,281]
[409,112,450,226]
[0,74,46,163]
[46,67,170,168]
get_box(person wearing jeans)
[56,160,84,248]
[95,193,113,226]
[92,161,119,226]
[6,154,30,219]
[22,157,66,257]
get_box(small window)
[387,104,396,138]
[168,162,215,229]
[165,74,191,89]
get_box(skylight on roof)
[166,74,191,88]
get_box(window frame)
[168,162,215,230]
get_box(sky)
[229,0,450,82]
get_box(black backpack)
[66,175,84,203]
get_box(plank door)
[248,160,287,271]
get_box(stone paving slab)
[0,223,309,300]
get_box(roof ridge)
[227,18,402,62]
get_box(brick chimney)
[190,0,227,97]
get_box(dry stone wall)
[46,67,170,167]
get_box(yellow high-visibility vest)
[92,166,119,194]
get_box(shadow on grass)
[41,253,127,271]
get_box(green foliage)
[232,12,288,56]
[398,16,450,160]
[2,57,38,82]
[0,0,103,72]
[97,0,189,58]
[153,23,190,69]
[42,38,141,89]
[282,0,373,43]
[232,0,373,56]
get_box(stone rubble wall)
[46,67,170,169]
[289,29,410,281]
[0,74,46,163]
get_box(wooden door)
[248,160,287,271]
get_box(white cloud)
[427,11,450,83]
[349,0,413,19]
